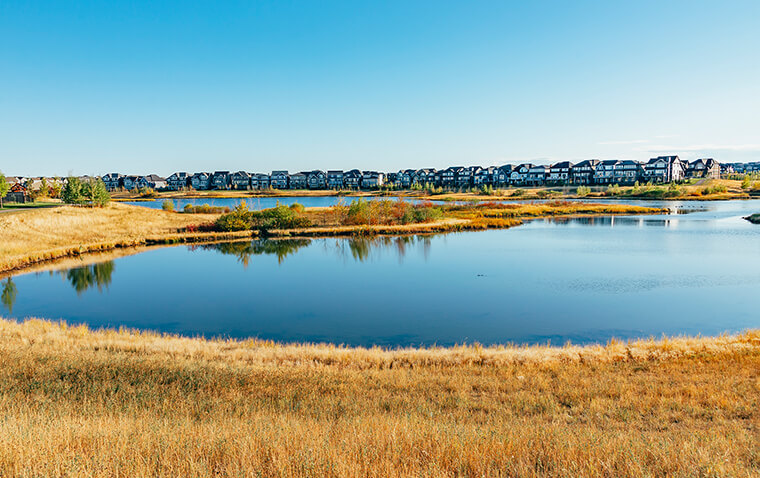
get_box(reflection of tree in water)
[196,239,312,266]
[64,261,115,295]
[1,278,17,313]
[340,235,433,263]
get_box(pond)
[2,199,759,347]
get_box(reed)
[0,317,757,477]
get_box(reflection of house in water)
[545,216,679,228]
[62,261,115,295]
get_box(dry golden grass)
[0,203,239,273]
[0,317,757,477]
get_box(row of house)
[96,156,721,192]
[101,169,386,191]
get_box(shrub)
[576,186,591,197]
[162,200,175,212]
[215,202,253,231]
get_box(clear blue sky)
[1,0,758,176]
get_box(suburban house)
[474,166,496,186]
[547,161,574,185]
[510,164,533,185]
[327,170,344,189]
[572,160,599,184]
[440,167,463,187]
[102,173,123,191]
[343,169,362,189]
[289,172,308,189]
[494,165,513,186]
[190,172,211,190]
[231,171,251,190]
[135,174,167,190]
[360,171,385,189]
[306,170,327,189]
[456,167,479,188]
[122,175,139,190]
[211,171,231,190]
[686,158,720,179]
[643,156,685,183]
[526,164,548,186]
[594,160,619,185]
[398,169,416,188]
[4,183,30,203]
[415,168,437,185]
[166,172,190,190]
[250,173,270,190]
[270,170,289,189]
[613,160,641,185]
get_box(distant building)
[102,173,124,191]
[230,171,251,190]
[326,170,344,189]
[270,170,289,189]
[643,156,685,183]
[167,172,190,190]
[190,172,211,190]
[572,160,599,185]
[211,171,231,190]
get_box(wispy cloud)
[597,139,649,145]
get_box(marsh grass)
[0,318,757,477]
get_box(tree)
[0,173,9,209]
[87,178,111,207]
[61,177,110,207]
[62,176,85,204]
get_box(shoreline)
[0,202,667,276]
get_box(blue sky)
[1,0,758,176]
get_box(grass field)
[0,203,247,273]
[0,318,756,476]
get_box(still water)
[2,200,759,347]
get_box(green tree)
[0,173,9,208]
[62,176,85,204]
[87,178,111,207]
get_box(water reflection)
[64,262,115,295]
[190,239,312,266]
[544,216,681,227]
[336,235,433,262]
[1,278,17,313]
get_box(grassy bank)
[0,201,666,273]
[235,200,667,237]
[0,203,252,273]
[0,318,756,476]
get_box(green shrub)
[576,186,591,197]
[215,202,253,231]
[162,200,175,212]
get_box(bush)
[576,186,591,197]
[162,200,175,212]
[215,202,253,231]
